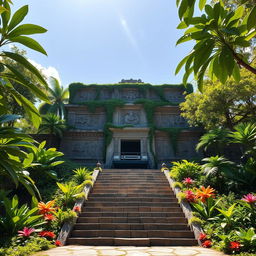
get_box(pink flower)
[242,194,256,204]
[18,227,35,237]
[182,177,195,186]
[184,190,196,203]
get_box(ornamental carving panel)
[121,89,140,102]
[155,114,188,128]
[122,111,140,125]
[164,89,184,102]
[70,113,106,130]
[74,89,96,102]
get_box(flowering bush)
[183,177,195,187]
[18,227,35,238]
[195,186,215,203]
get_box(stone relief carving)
[76,90,96,101]
[164,90,184,102]
[75,114,91,127]
[155,114,188,128]
[123,111,140,125]
[72,114,105,130]
[122,89,140,102]
[71,141,102,158]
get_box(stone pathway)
[34,246,226,256]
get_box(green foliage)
[38,113,67,138]
[28,141,64,182]
[0,237,54,256]
[176,0,256,90]
[170,160,201,182]
[217,203,237,230]
[236,228,256,252]
[0,0,48,128]
[0,195,44,237]
[191,197,222,220]
[73,167,93,185]
[56,181,85,207]
[39,77,69,119]
[0,114,40,197]
[54,208,77,226]
[68,82,193,104]
[180,69,256,130]
[188,216,205,225]
[173,181,184,189]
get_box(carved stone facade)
[60,83,201,167]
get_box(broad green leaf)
[10,36,47,55]
[177,21,188,29]
[8,24,47,38]
[0,6,7,15]
[247,6,256,31]
[228,6,245,25]
[178,0,188,20]
[234,37,251,47]
[23,153,34,168]
[3,51,47,86]
[176,34,192,45]
[232,62,240,82]
[1,0,10,31]
[175,55,190,75]
[245,30,256,41]
[205,5,213,18]
[8,5,28,32]
[220,46,234,76]
[3,65,49,101]
[183,67,193,85]
[199,0,206,11]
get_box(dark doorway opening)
[121,140,141,157]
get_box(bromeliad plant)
[72,167,93,185]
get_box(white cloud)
[29,59,61,83]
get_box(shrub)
[188,216,204,225]
[172,181,183,189]
[54,208,77,226]
[170,160,201,182]
[73,167,93,185]
[0,237,54,256]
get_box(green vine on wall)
[68,82,193,104]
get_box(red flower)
[73,206,81,212]
[44,214,56,221]
[241,194,256,204]
[39,231,56,239]
[202,240,212,248]
[183,177,195,186]
[55,240,63,246]
[198,233,207,241]
[184,190,196,203]
[38,200,56,215]
[18,227,35,237]
[230,241,241,251]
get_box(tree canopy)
[176,0,256,91]
[180,62,256,130]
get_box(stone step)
[67,237,198,246]
[88,197,177,202]
[82,207,183,212]
[84,202,179,207]
[71,230,193,238]
[93,184,171,188]
[80,212,185,217]
[91,189,172,193]
[90,193,175,197]
[73,223,190,231]
[77,217,187,223]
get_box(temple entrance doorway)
[120,140,141,160]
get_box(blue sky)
[13,0,195,87]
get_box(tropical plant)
[39,77,69,119]
[201,156,236,192]
[28,141,64,181]
[170,160,201,182]
[54,208,77,226]
[176,0,256,90]
[217,203,237,230]
[196,128,230,154]
[56,182,85,207]
[73,167,93,185]
[0,195,45,237]
[38,113,67,141]
[229,123,256,153]
[191,197,222,220]
[235,228,256,252]
[0,0,49,128]
[0,114,40,197]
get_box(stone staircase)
[67,169,197,246]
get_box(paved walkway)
[35,245,226,256]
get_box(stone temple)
[60,80,201,168]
